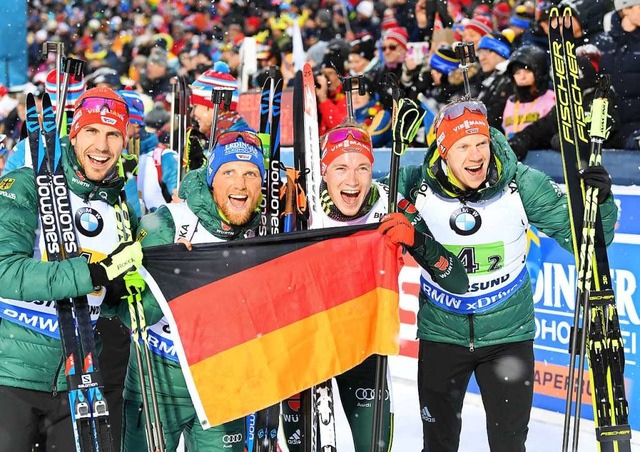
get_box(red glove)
[378,213,415,247]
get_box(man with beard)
[121,131,264,452]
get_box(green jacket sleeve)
[515,163,617,255]
[0,169,95,301]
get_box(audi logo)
[222,433,243,444]
[355,388,390,401]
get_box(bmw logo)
[75,207,104,237]
[450,206,481,236]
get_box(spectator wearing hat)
[507,5,535,48]
[502,45,555,140]
[476,32,514,132]
[139,49,174,99]
[352,0,381,40]
[492,1,512,30]
[118,90,178,216]
[462,15,494,49]
[508,48,620,160]
[348,35,380,76]
[585,0,640,149]
[189,63,252,169]
[427,45,463,107]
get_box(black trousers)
[418,339,534,452]
[0,386,75,452]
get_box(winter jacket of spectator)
[477,60,513,133]
[598,12,640,128]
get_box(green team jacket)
[394,129,617,349]
[0,136,132,392]
[122,167,261,405]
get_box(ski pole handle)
[57,58,85,131]
[341,75,365,122]
[453,42,476,98]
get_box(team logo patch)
[75,207,104,237]
[449,206,482,236]
[287,393,301,412]
[0,178,15,190]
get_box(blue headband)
[477,36,512,60]
[509,16,531,29]
[430,52,459,75]
[207,140,265,186]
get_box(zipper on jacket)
[84,185,101,203]
[51,354,64,398]
[468,314,475,352]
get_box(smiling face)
[191,103,213,136]
[71,123,126,182]
[212,161,262,225]
[444,134,491,190]
[322,152,373,217]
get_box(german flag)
[142,224,401,428]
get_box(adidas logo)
[421,405,436,423]
[287,429,302,445]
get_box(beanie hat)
[509,6,534,30]
[382,27,409,52]
[46,69,86,110]
[464,16,493,37]
[206,133,265,186]
[477,32,512,60]
[69,87,130,146]
[190,62,239,110]
[614,0,640,10]
[493,2,512,20]
[429,46,459,75]
[116,90,145,126]
[435,102,490,159]
[320,127,374,175]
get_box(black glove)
[88,241,143,288]
[579,165,612,204]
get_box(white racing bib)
[415,180,529,314]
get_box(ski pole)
[170,77,177,162]
[341,74,366,122]
[207,88,234,156]
[57,58,85,131]
[453,42,476,98]
[115,198,166,452]
[42,41,64,109]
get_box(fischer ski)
[28,92,113,452]
[549,8,631,452]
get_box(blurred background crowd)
[0,0,638,176]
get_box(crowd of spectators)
[0,0,638,174]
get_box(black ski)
[28,93,113,451]
[549,8,631,452]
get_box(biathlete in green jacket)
[281,121,469,452]
[0,87,143,452]
[120,131,265,451]
[392,98,617,452]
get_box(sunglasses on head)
[382,44,398,52]
[435,101,487,129]
[77,97,130,117]
[322,127,371,147]
[216,131,263,150]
